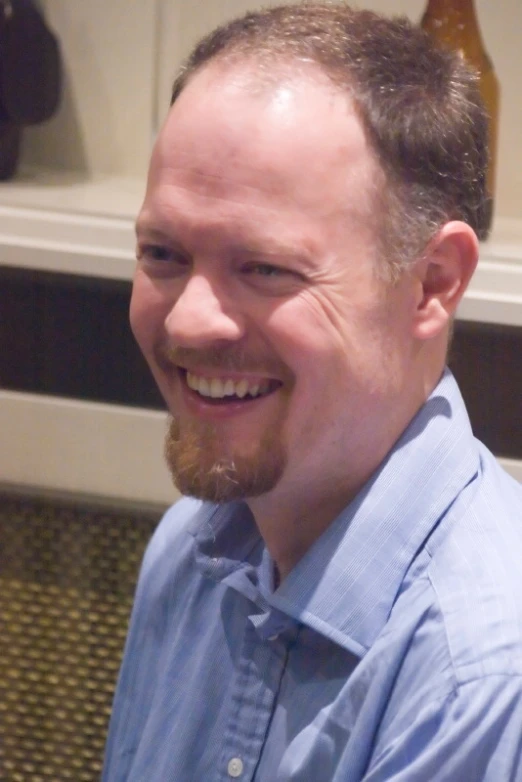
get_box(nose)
[164,273,245,348]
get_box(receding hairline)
[167,3,489,280]
[172,47,362,106]
[169,53,401,281]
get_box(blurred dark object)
[0,0,62,179]
[0,118,20,178]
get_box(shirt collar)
[270,369,480,656]
[187,370,480,657]
[187,499,260,570]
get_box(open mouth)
[180,369,281,404]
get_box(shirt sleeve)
[364,674,522,781]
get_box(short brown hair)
[170,3,489,278]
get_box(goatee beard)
[164,414,287,503]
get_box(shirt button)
[227,757,244,777]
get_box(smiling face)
[131,62,426,515]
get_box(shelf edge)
[1,202,522,326]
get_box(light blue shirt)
[102,371,522,781]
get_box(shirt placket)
[217,619,290,782]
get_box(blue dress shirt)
[102,370,522,781]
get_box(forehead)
[141,63,384,249]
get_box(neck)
[247,413,408,581]
[248,486,355,583]
[248,353,447,583]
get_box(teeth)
[187,373,199,391]
[186,372,272,400]
[210,378,224,398]
[235,379,249,399]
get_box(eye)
[239,261,306,296]
[241,262,300,279]
[249,263,286,277]
[137,244,175,262]
[136,244,190,276]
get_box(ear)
[412,221,479,340]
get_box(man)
[103,4,522,780]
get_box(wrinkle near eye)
[237,261,307,298]
[295,284,366,341]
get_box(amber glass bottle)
[421,0,500,222]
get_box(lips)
[183,370,280,401]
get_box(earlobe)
[412,222,479,341]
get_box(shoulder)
[388,448,522,693]
[134,496,212,605]
[478,443,522,518]
[142,496,204,569]
[426,446,522,682]
[374,463,522,779]
[368,668,522,780]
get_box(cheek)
[269,290,402,413]
[129,275,168,355]
[265,296,354,409]
[268,289,362,370]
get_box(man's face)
[132,65,420,511]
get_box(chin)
[164,415,287,503]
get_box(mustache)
[155,342,291,378]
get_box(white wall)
[20,0,522,219]
[22,0,158,177]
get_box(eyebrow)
[135,223,170,242]
[134,215,170,239]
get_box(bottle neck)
[425,0,476,13]
[422,0,486,60]
[423,0,480,28]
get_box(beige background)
[5,1,520,507]
[21,1,522,220]
[22,0,159,177]
[156,0,522,219]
